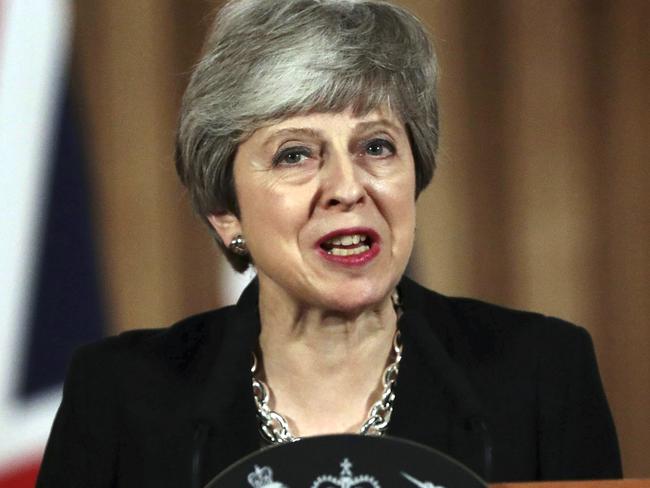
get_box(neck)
[256,280,398,437]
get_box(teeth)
[325,234,367,246]
[329,245,370,256]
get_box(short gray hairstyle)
[176,0,439,272]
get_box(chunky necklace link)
[251,329,403,444]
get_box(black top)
[36,277,622,487]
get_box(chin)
[319,286,390,315]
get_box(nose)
[319,152,365,210]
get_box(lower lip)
[317,242,380,266]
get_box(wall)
[73,0,649,476]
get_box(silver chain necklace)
[251,328,403,444]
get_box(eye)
[364,138,395,158]
[272,146,311,166]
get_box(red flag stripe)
[0,457,40,488]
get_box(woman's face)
[210,107,416,313]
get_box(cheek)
[372,167,416,218]
[238,178,313,244]
[390,199,416,242]
[373,174,417,252]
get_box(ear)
[207,212,242,247]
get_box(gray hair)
[176,0,439,272]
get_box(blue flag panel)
[18,77,105,399]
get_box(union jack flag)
[0,1,104,485]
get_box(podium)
[491,481,649,488]
[205,434,646,487]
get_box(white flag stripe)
[218,255,256,306]
[0,0,72,468]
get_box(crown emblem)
[311,458,381,488]
[247,465,288,488]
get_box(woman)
[37,0,621,486]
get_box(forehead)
[246,106,407,142]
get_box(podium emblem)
[247,465,288,487]
[401,471,446,488]
[311,457,380,488]
[209,435,487,488]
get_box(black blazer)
[36,277,621,487]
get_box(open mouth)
[320,233,373,256]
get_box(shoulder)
[399,276,591,363]
[69,305,239,383]
[399,278,621,479]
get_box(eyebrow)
[352,119,404,135]
[263,128,322,147]
[262,118,405,147]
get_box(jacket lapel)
[192,280,262,483]
[389,278,492,479]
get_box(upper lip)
[315,227,380,248]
